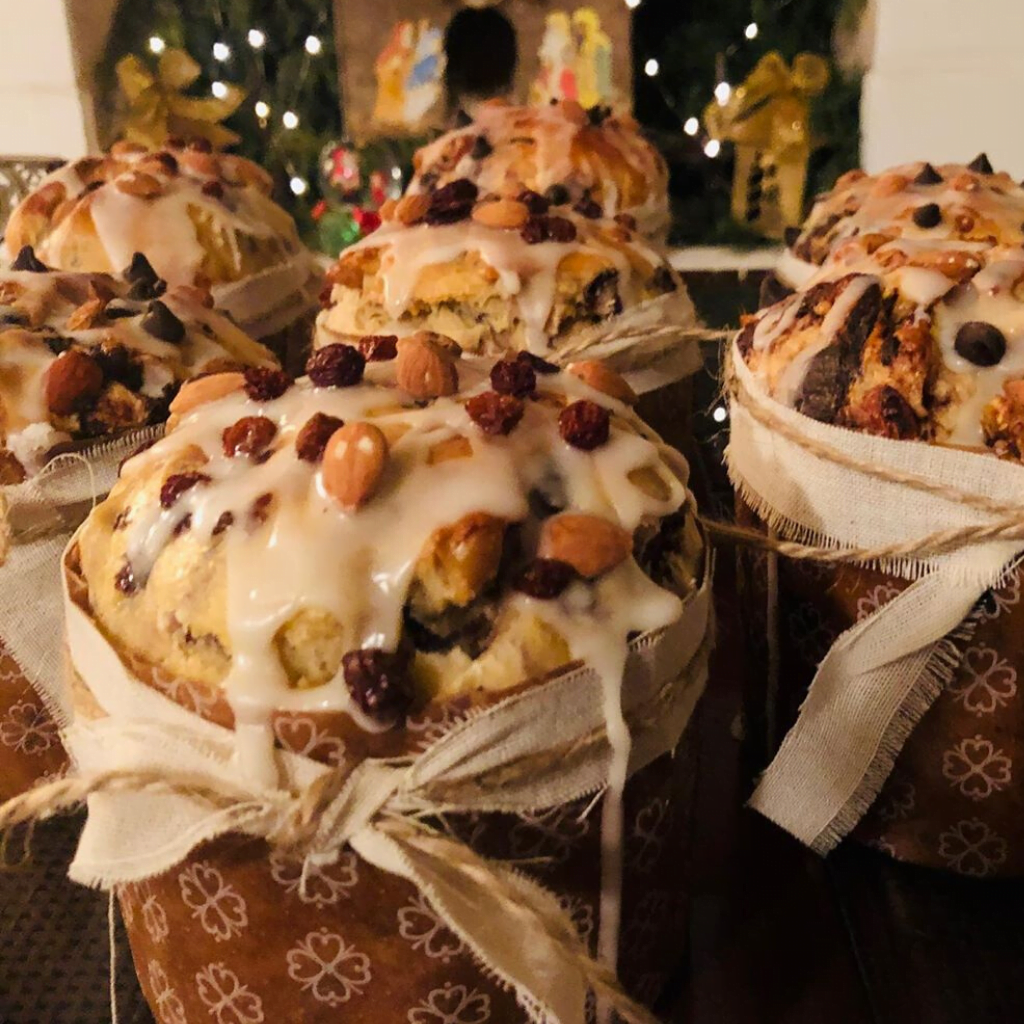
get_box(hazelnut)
[322,422,388,510]
[538,513,632,578]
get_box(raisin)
[318,282,333,308]
[222,416,277,458]
[342,648,412,723]
[545,215,577,242]
[306,343,366,387]
[517,189,549,215]
[93,345,143,391]
[159,471,210,508]
[115,562,138,595]
[516,351,559,375]
[213,511,235,536]
[514,558,576,599]
[201,180,224,199]
[521,216,548,245]
[559,400,610,450]
[425,178,478,225]
[358,335,399,361]
[295,412,344,462]
[243,367,292,402]
[172,514,192,537]
[152,151,179,174]
[11,246,47,272]
[467,391,525,435]
[614,213,637,231]
[490,357,536,397]
[573,197,602,219]
[250,492,274,525]
[141,300,185,343]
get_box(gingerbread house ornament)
[333,0,632,140]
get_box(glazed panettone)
[315,193,693,358]
[3,141,322,343]
[779,156,1024,288]
[407,100,671,238]
[71,335,702,732]
[0,250,277,480]
[739,233,1024,456]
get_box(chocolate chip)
[491,357,536,397]
[544,184,570,207]
[103,302,138,320]
[141,300,185,343]
[243,367,292,402]
[0,309,28,327]
[222,415,277,458]
[516,351,559,375]
[559,400,610,450]
[954,321,1006,366]
[125,252,159,285]
[517,190,549,215]
[454,109,473,128]
[514,558,576,599]
[342,648,412,724]
[295,412,344,463]
[306,343,366,387]
[467,391,525,435]
[914,162,943,185]
[586,105,611,126]
[968,153,994,174]
[357,335,398,362]
[93,345,143,390]
[470,135,493,160]
[758,272,794,308]
[783,226,802,248]
[11,246,48,272]
[912,202,942,228]
[160,471,211,508]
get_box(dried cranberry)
[559,400,610,450]
[432,178,478,205]
[172,514,192,537]
[222,416,277,458]
[490,357,536,397]
[152,151,179,174]
[243,367,292,402]
[467,391,525,435]
[115,562,138,595]
[160,471,210,508]
[545,215,577,243]
[201,180,224,199]
[306,343,366,387]
[517,189,549,215]
[516,351,559,375]
[573,197,602,220]
[514,558,576,599]
[295,412,344,463]
[250,492,274,525]
[342,648,413,723]
[113,508,131,530]
[213,511,235,536]
[358,335,399,361]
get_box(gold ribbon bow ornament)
[704,51,830,239]
[116,48,244,150]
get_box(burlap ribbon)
[2,544,712,1024]
[726,346,1024,852]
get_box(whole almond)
[567,360,637,405]
[45,350,104,415]
[323,422,388,510]
[472,198,529,229]
[396,333,459,399]
[396,193,431,226]
[379,198,399,222]
[538,513,632,578]
[115,172,163,199]
[169,372,245,418]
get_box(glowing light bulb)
[644,58,660,77]
[684,117,699,136]
[247,28,266,49]
[254,101,270,119]
[745,22,759,40]
[625,0,641,8]
[282,110,299,130]
[712,405,728,423]
[715,81,732,106]
[289,177,308,196]
[211,81,228,100]
[213,41,231,61]
[304,35,322,55]
[148,36,166,54]
[704,139,721,158]
[391,166,402,180]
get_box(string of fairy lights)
[146,15,328,197]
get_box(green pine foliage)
[97,0,341,236]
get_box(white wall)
[0,0,116,159]
[862,0,1024,176]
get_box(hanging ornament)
[116,48,244,149]
[318,139,406,207]
[703,51,830,240]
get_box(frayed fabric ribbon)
[0,550,712,1024]
[726,345,1024,853]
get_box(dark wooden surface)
[4,276,1024,1022]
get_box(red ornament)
[311,199,328,221]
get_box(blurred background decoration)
[75,0,862,251]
